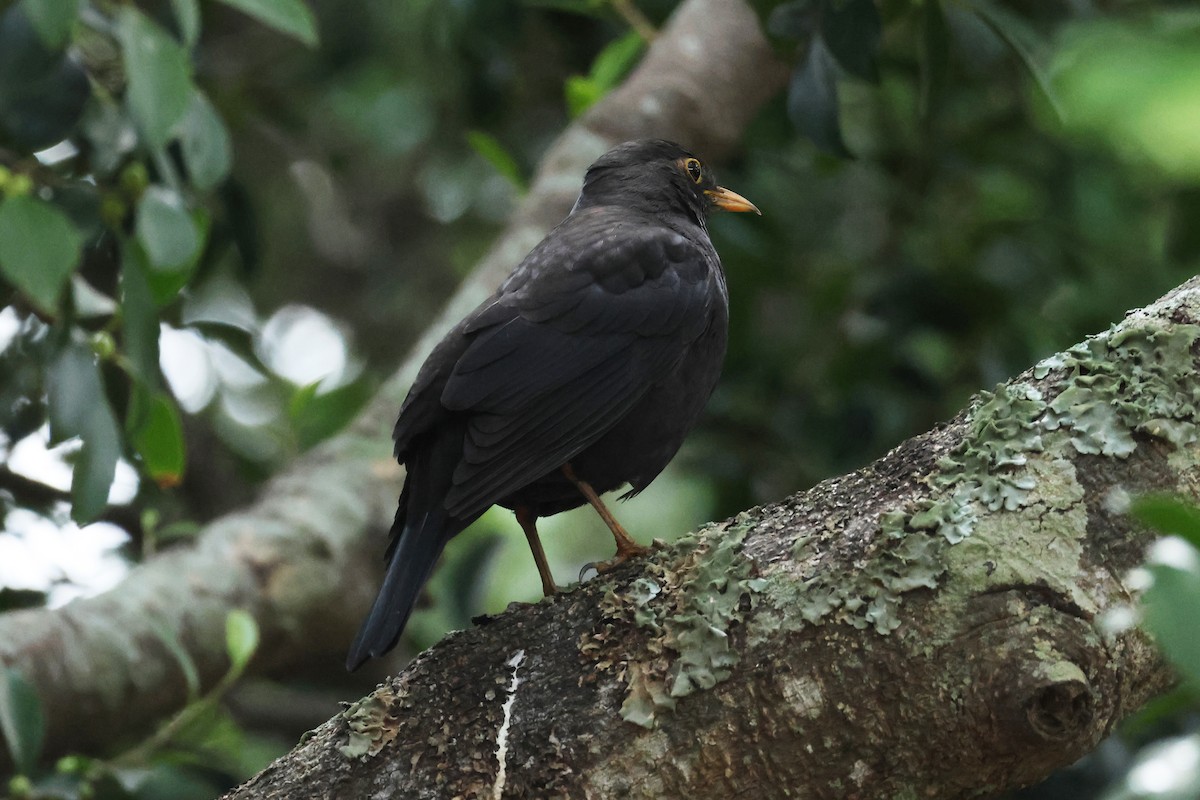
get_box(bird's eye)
[684,158,703,184]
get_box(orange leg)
[561,463,651,566]
[516,506,558,596]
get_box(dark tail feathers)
[345,507,447,671]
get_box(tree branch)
[223,278,1198,799]
[0,0,789,766]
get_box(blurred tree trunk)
[0,0,788,768]
[221,277,1195,798]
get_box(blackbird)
[347,139,758,670]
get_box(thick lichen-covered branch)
[224,281,1199,799]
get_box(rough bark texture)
[0,0,789,766]
[222,279,1200,799]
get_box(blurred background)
[1,0,1200,797]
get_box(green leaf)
[20,0,80,50]
[1053,20,1200,180]
[520,0,606,14]
[1143,547,1200,687]
[1133,496,1200,551]
[149,619,201,699]
[966,0,1063,121]
[787,36,850,157]
[766,0,818,41]
[136,186,200,271]
[214,0,318,47]
[46,341,122,522]
[0,5,91,150]
[170,0,201,46]
[564,31,644,117]
[179,90,232,190]
[820,0,881,82]
[0,195,83,313]
[225,610,259,674]
[129,210,209,306]
[0,667,44,775]
[129,389,185,488]
[121,241,160,383]
[466,131,525,191]
[589,31,644,90]
[117,7,193,148]
[564,76,601,118]
[289,378,373,450]
[919,0,949,118]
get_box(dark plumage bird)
[347,139,758,670]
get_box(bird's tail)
[345,502,448,671]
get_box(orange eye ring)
[684,157,703,184]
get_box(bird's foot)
[584,538,661,577]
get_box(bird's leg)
[516,506,558,596]
[561,463,651,567]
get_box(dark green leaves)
[919,0,949,117]
[47,341,122,522]
[788,36,850,158]
[0,194,83,313]
[766,0,882,156]
[0,4,90,150]
[966,0,1062,120]
[121,244,160,382]
[821,0,881,82]
[214,0,318,47]
[0,667,44,776]
[117,7,193,149]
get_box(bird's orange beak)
[705,186,760,215]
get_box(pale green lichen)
[1041,325,1200,454]
[771,521,946,637]
[774,322,1200,637]
[338,691,400,759]
[916,323,1200,544]
[600,323,1198,728]
[592,514,765,729]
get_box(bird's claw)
[580,540,659,580]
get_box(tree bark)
[0,0,789,767]
[222,279,1200,799]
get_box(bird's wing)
[437,217,721,519]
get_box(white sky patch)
[0,306,22,354]
[34,140,79,166]
[1127,735,1200,795]
[1148,536,1200,572]
[0,508,130,606]
[8,426,138,505]
[492,649,526,800]
[160,324,218,413]
[208,339,266,390]
[257,304,352,390]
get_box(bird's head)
[576,139,759,225]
